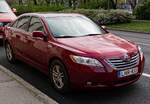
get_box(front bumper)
[66,55,145,89]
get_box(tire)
[0,40,3,46]
[49,60,70,93]
[5,42,16,63]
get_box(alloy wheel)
[52,65,65,89]
[6,43,13,61]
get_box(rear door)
[11,16,31,57]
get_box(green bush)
[61,9,133,25]
[134,0,150,20]
[79,0,113,9]
[12,4,66,15]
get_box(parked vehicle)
[0,0,17,41]
[4,13,145,93]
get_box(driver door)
[25,16,49,71]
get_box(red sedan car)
[4,13,145,93]
[0,0,17,40]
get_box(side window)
[17,16,30,31]
[11,20,18,28]
[28,17,44,33]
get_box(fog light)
[87,82,92,86]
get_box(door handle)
[48,44,53,48]
[26,36,34,43]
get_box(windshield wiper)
[0,11,7,13]
[84,34,101,36]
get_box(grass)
[107,21,150,33]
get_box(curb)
[0,65,58,104]
[108,28,150,34]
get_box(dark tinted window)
[28,17,44,33]
[17,16,30,31]
[12,20,18,28]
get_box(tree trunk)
[128,0,137,10]
[33,0,38,5]
[45,0,50,5]
[110,0,117,9]
[19,0,23,5]
[68,0,72,7]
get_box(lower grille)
[107,53,140,70]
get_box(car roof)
[21,13,84,18]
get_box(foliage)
[134,0,150,20]
[61,9,133,25]
[79,0,113,9]
[12,4,66,15]
[9,0,125,9]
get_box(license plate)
[118,67,138,78]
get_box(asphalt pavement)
[0,30,150,104]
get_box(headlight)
[70,55,104,67]
[138,46,143,55]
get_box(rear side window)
[28,17,44,33]
[17,16,30,31]
[12,20,18,28]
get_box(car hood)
[0,12,17,22]
[57,33,138,58]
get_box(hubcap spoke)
[52,65,64,89]
[6,44,12,60]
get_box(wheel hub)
[52,65,64,89]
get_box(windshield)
[46,16,106,38]
[0,1,12,13]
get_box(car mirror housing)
[32,31,45,38]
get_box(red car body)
[0,0,17,39]
[4,13,145,91]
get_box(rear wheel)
[49,60,70,93]
[5,42,16,63]
[0,40,3,46]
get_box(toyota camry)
[4,13,145,93]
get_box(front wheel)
[49,60,70,93]
[5,42,16,63]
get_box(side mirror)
[12,8,17,13]
[32,31,45,38]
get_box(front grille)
[107,53,140,70]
